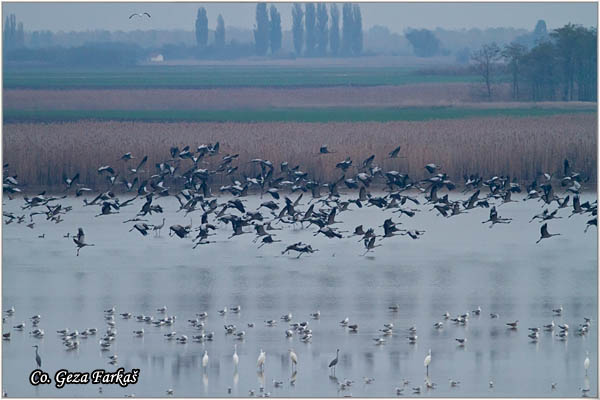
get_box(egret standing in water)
[424,349,432,376]
[289,349,298,372]
[584,351,590,376]
[202,350,209,370]
[257,349,266,372]
[32,345,41,368]
[233,345,239,370]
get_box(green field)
[3,65,489,89]
[4,106,594,123]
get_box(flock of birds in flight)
[2,141,596,397]
[2,141,597,258]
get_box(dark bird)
[97,166,115,175]
[319,145,335,154]
[129,155,148,174]
[425,164,441,174]
[282,242,317,258]
[63,173,80,190]
[120,152,134,161]
[362,236,381,255]
[169,225,190,239]
[73,228,94,256]
[584,217,597,233]
[328,349,340,375]
[536,223,560,244]
[388,145,402,159]
[481,206,511,227]
[95,201,119,217]
[336,157,353,172]
[129,223,151,236]
[32,345,42,368]
[353,225,365,236]
[257,235,281,248]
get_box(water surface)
[2,193,597,397]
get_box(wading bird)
[424,349,432,376]
[329,349,339,375]
[32,345,42,368]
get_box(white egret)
[289,349,298,371]
[584,351,590,376]
[424,349,432,376]
[233,345,239,370]
[257,349,266,371]
[202,350,209,369]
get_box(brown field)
[4,83,516,110]
[3,114,596,191]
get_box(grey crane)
[73,227,95,256]
[329,349,340,375]
[536,223,560,244]
[32,345,42,368]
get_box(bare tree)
[471,42,502,100]
[502,42,526,100]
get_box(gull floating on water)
[552,305,563,315]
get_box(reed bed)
[3,114,596,192]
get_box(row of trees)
[3,14,25,51]
[472,23,597,101]
[195,8,226,50]
[252,3,362,57]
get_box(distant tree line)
[472,23,597,101]
[3,14,25,51]
[5,42,142,67]
[194,7,232,58]
[254,3,362,57]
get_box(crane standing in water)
[32,345,41,368]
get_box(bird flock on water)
[2,300,594,397]
[2,142,596,257]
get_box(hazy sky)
[2,2,597,33]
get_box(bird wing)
[129,13,140,19]
[541,223,549,236]
[389,145,401,157]
[143,12,151,18]
[136,155,148,171]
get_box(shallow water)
[2,192,597,397]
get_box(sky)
[2,2,597,33]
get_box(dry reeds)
[3,114,596,191]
